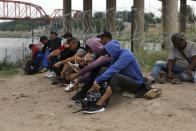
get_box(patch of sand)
[0,73,196,131]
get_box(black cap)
[61,32,72,38]
[97,31,112,39]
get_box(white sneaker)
[47,71,55,78]
[121,91,135,98]
[44,72,50,78]
[64,82,74,92]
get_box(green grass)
[0,57,22,78]
[0,68,20,78]
[135,49,168,71]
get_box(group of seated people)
[29,31,196,114]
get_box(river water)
[0,38,39,62]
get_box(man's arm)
[189,55,196,71]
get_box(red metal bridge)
[0,0,82,21]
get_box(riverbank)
[0,31,45,38]
[0,71,195,131]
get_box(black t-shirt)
[42,40,58,53]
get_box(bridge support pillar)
[179,0,187,34]
[83,0,93,34]
[133,0,144,49]
[106,0,116,33]
[162,0,178,49]
[63,0,72,33]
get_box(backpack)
[24,60,37,75]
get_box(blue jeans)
[151,61,194,81]
[42,51,50,68]
[34,53,44,70]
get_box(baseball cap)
[61,32,73,38]
[171,33,186,43]
[97,31,112,39]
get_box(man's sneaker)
[71,90,86,101]
[121,90,135,98]
[64,82,74,92]
[44,72,50,78]
[48,71,56,78]
[83,104,105,114]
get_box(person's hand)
[47,55,51,60]
[54,62,61,68]
[87,81,100,93]
[186,68,193,77]
[168,71,174,79]
[61,71,65,78]
[74,80,80,91]
[68,73,78,81]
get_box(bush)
[134,49,168,71]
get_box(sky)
[0,0,196,22]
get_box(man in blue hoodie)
[83,31,144,114]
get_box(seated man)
[46,32,73,78]
[53,38,85,84]
[29,44,43,70]
[68,38,111,100]
[148,33,196,83]
[84,38,144,114]
[50,32,62,48]
[40,35,58,74]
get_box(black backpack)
[24,60,38,75]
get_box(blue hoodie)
[96,40,144,85]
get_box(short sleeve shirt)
[168,41,196,69]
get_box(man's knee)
[155,61,167,67]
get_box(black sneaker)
[83,104,105,114]
[71,90,86,101]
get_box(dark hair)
[62,32,72,38]
[171,33,185,44]
[29,44,34,49]
[40,36,48,42]
[51,32,57,36]
[70,37,79,44]
[97,31,112,40]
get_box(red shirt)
[58,44,65,50]
[32,44,42,60]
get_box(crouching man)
[148,33,196,83]
[29,44,43,71]
[84,39,144,114]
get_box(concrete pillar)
[63,0,72,33]
[133,0,144,49]
[162,0,178,50]
[83,0,93,33]
[106,0,116,33]
[179,0,187,33]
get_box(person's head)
[97,31,112,45]
[51,32,57,40]
[40,36,48,45]
[70,38,79,51]
[29,44,34,51]
[85,45,93,53]
[62,32,73,40]
[171,33,187,50]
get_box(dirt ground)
[0,72,196,131]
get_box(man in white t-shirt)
[149,33,196,82]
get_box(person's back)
[96,40,144,85]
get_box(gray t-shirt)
[168,41,196,69]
